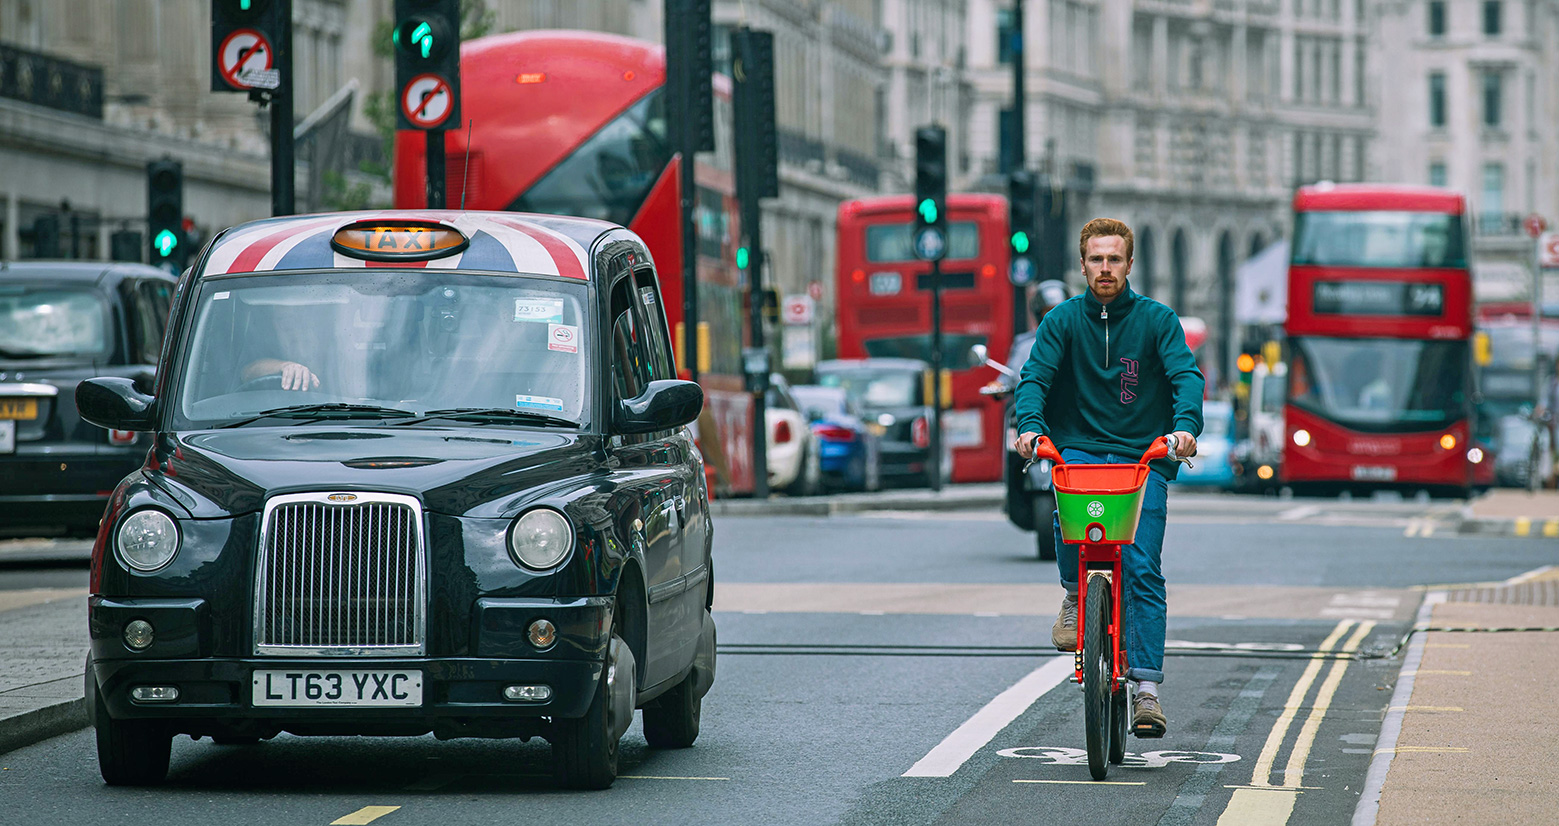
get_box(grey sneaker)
[1133,692,1167,738]
[1050,593,1078,651]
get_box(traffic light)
[1009,170,1036,255]
[667,0,714,152]
[914,125,947,261]
[147,158,185,272]
[210,0,284,93]
[31,215,60,258]
[732,27,778,200]
[736,246,751,270]
[393,0,461,131]
[110,230,143,263]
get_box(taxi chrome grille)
[254,492,426,656]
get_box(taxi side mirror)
[616,380,704,434]
[76,377,157,432]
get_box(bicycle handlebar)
[1022,433,1194,473]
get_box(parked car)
[77,212,716,789]
[765,374,819,495]
[1172,399,1237,489]
[813,357,950,487]
[790,384,881,491]
[0,262,176,538]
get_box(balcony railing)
[835,148,880,189]
[0,43,103,119]
[1476,212,1526,237]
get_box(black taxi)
[76,212,716,789]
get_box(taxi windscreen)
[173,272,592,428]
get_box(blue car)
[1172,399,1237,489]
[790,385,881,492]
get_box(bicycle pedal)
[1132,723,1166,739]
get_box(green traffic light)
[1010,231,1030,254]
[917,198,938,224]
[240,0,252,9]
[153,229,178,257]
[736,247,750,269]
[413,21,433,58]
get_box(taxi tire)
[92,682,171,786]
[642,671,701,749]
[552,629,629,790]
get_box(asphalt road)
[0,499,1550,825]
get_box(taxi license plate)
[1350,465,1397,482]
[0,398,38,420]
[252,669,422,707]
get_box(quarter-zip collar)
[1083,283,1139,368]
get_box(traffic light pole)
[1011,0,1028,337]
[930,259,944,493]
[426,129,446,208]
[270,0,295,216]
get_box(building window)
[1428,72,1446,127]
[997,8,1017,65]
[1481,162,1504,221]
[1482,70,1502,127]
[1483,0,1502,35]
[1428,0,1446,35]
[1429,161,1447,187]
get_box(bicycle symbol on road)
[999,746,1241,768]
[1086,500,1105,518]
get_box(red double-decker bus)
[393,30,754,493]
[1283,184,1477,496]
[834,194,1013,483]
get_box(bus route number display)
[1312,281,1444,317]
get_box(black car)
[0,262,176,537]
[813,357,949,487]
[77,212,716,789]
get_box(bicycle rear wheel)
[1083,575,1112,781]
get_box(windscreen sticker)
[516,394,566,412]
[213,291,231,300]
[513,297,564,324]
[547,323,579,354]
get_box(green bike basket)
[1051,463,1150,544]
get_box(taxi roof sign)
[330,221,468,261]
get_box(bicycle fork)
[1073,541,1128,690]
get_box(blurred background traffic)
[1,0,1556,539]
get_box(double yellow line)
[1214,618,1375,825]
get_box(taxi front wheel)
[553,625,634,790]
[92,678,171,786]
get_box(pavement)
[2,483,1554,822]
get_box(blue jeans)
[1052,448,1169,684]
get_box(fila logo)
[1120,358,1139,404]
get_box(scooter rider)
[1012,217,1204,738]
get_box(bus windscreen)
[1288,337,1467,431]
[1292,211,1466,269]
[866,222,980,262]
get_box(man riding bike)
[1012,218,1204,738]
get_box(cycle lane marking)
[901,656,1073,777]
[1209,619,1351,826]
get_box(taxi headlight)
[116,509,180,572]
[508,508,574,570]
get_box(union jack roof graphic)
[201,211,614,279]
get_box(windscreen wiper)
[0,346,74,359]
[218,403,420,428]
[398,407,580,429]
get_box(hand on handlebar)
[1166,431,1198,467]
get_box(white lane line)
[902,656,1073,778]
[1503,565,1554,587]
[1278,505,1321,521]
[1352,591,1445,826]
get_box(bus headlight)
[1467,447,1484,464]
[508,508,574,570]
[1439,433,1456,450]
[116,509,180,572]
[1292,429,1311,447]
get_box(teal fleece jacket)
[1014,283,1205,480]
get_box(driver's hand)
[280,361,319,392]
[1170,430,1197,458]
[1014,431,1039,459]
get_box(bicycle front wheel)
[1083,575,1112,781]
